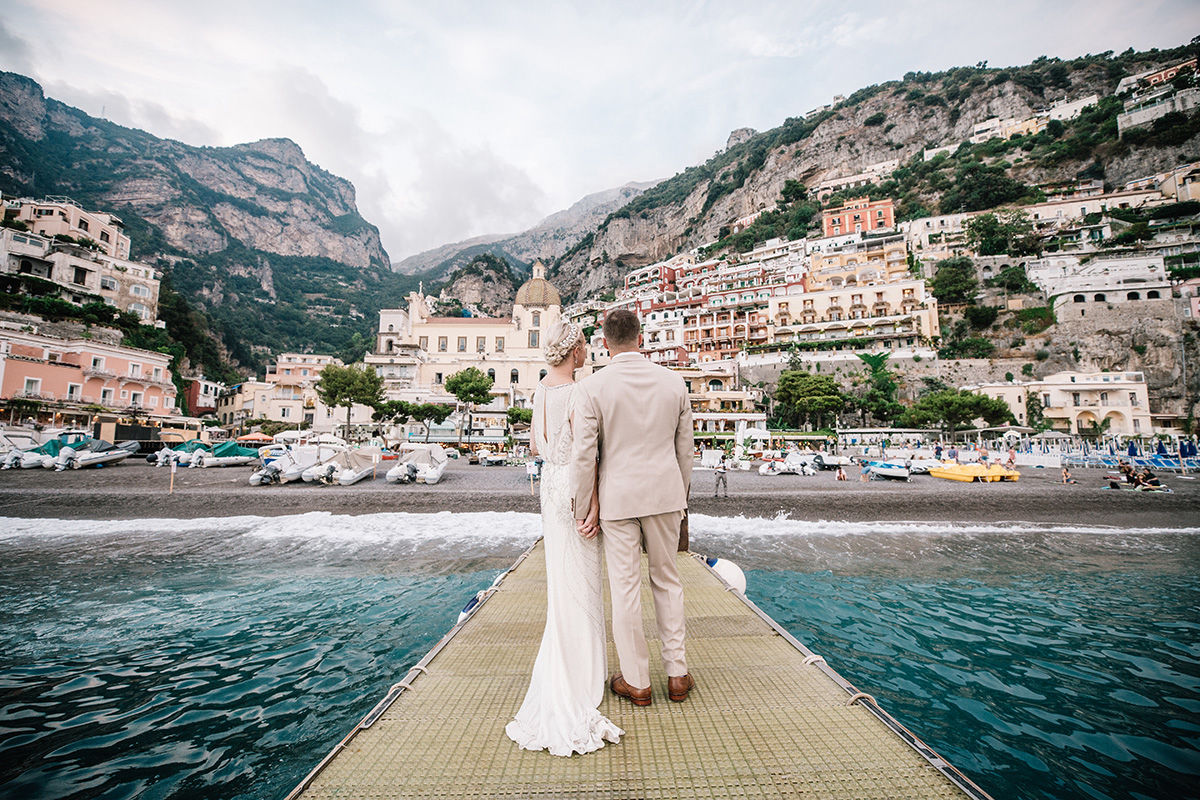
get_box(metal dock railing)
[288,540,992,799]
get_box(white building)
[965,371,1156,435]
[1025,253,1171,311]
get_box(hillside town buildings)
[0,321,178,421]
[965,371,1156,436]
[1,198,163,323]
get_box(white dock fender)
[705,557,747,594]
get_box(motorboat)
[481,451,508,467]
[3,437,77,469]
[385,443,449,485]
[758,451,819,476]
[189,441,260,468]
[149,439,210,467]
[304,447,386,485]
[865,460,911,481]
[55,440,140,470]
[905,458,945,475]
[814,453,852,470]
[250,444,343,485]
[929,463,1020,483]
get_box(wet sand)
[1,459,1198,527]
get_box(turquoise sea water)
[0,512,1197,800]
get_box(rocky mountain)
[393,181,658,280]
[546,42,1200,299]
[0,71,416,373]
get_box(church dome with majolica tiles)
[514,260,560,308]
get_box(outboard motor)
[317,463,339,485]
[254,461,283,486]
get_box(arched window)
[510,369,519,385]
[531,311,540,327]
[1127,291,1140,300]
[707,379,723,391]
[1094,293,1106,302]
[487,369,495,381]
[1073,294,1086,303]
[131,284,150,297]
[1147,290,1161,299]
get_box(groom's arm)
[571,385,600,521]
[674,384,694,501]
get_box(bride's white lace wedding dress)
[505,381,623,756]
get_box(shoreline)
[1,460,1198,527]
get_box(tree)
[965,211,1039,256]
[930,257,979,304]
[939,162,1031,213]
[315,364,384,440]
[854,353,902,425]
[445,367,495,446]
[507,406,533,425]
[774,371,848,430]
[410,403,453,442]
[899,390,1014,435]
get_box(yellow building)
[807,234,909,290]
[766,278,939,350]
[370,262,563,408]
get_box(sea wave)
[1,511,1196,542]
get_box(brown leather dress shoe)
[610,674,652,706]
[668,673,695,702]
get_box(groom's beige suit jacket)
[570,352,693,521]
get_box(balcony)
[84,366,116,379]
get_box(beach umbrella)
[1156,440,1168,456]
[237,431,273,443]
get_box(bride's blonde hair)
[543,320,584,366]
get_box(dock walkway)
[290,541,990,799]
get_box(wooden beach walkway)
[288,541,991,799]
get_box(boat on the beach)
[929,463,1020,482]
[54,440,140,470]
[905,458,945,475]
[2,436,79,469]
[250,444,344,485]
[303,446,386,485]
[150,439,209,467]
[385,443,449,484]
[189,441,260,468]
[759,451,820,476]
[866,460,911,481]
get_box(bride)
[504,321,623,756]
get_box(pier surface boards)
[290,541,987,799]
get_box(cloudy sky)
[1,1,1197,262]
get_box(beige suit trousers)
[601,509,687,690]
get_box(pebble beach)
[2,458,1198,527]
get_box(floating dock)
[289,541,991,799]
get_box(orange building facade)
[822,197,895,238]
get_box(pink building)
[0,326,177,417]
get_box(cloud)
[0,19,34,76]
[42,81,222,145]
[257,67,547,260]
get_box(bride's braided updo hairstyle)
[543,320,584,366]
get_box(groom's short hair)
[603,309,640,347]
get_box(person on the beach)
[1136,468,1162,489]
[714,454,729,498]
[506,321,623,756]
[571,309,695,708]
[934,442,943,460]
[948,444,959,463]
[1006,447,1017,469]
[835,466,848,481]
[1061,467,1076,484]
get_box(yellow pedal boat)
[928,463,1020,482]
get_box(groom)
[570,309,695,706]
